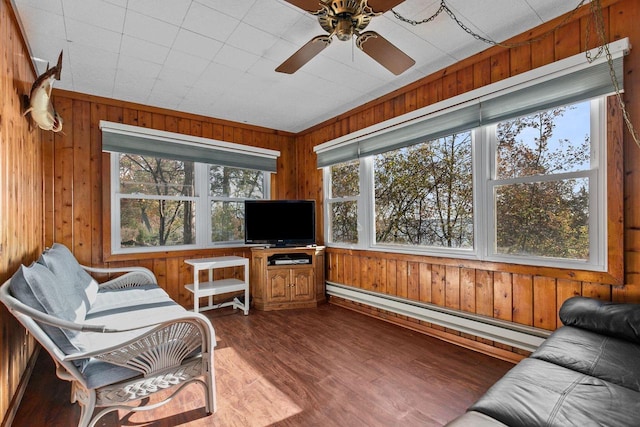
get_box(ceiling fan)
[276,0,415,75]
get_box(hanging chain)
[392,0,587,48]
[586,0,639,146]
[392,0,639,147]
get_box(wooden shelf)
[250,246,325,311]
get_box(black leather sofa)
[446,296,640,426]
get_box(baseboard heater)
[326,282,550,352]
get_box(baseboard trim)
[326,282,550,354]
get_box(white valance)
[100,121,280,172]
[315,38,630,168]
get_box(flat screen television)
[244,200,316,247]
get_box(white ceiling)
[11,0,582,133]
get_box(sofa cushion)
[9,263,81,354]
[86,284,177,319]
[469,358,640,427]
[38,243,98,312]
[79,285,188,359]
[559,296,640,344]
[532,326,640,392]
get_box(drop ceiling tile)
[119,35,169,65]
[241,0,302,36]
[163,49,211,77]
[123,10,179,47]
[182,2,240,42]
[61,0,125,32]
[65,18,122,54]
[172,29,224,61]
[16,5,66,40]
[226,22,280,57]
[105,0,127,7]
[126,0,192,26]
[213,44,260,72]
[201,0,256,20]
[14,0,63,14]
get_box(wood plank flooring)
[11,304,514,426]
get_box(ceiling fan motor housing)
[319,0,374,41]
[277,0,414,75]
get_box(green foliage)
[374,132,473,248]
[495,106,590,259]
[118,155,194,247]
[329,160,360,243]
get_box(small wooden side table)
[184,256,249,315]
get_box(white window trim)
[482,98,606,271]
[323,98,607,272]
[110,154,271,255]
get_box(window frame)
[483,98,607,271]
[323,97,608,272]
[109,153,271,255]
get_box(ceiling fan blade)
[283,0,324,13]
[276,35,332,74]
[356,31,415,75]
[366,0,406,13]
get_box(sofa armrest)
[559,296,640,343]
[64,314,215,376]
[81,265,157,289]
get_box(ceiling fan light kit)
[277,0,414,75]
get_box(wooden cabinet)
[250,246,325,311]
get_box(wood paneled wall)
[42,91,298,309]
[0,0,43,423]
[2,0,640,422]
[295,0,640,353]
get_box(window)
[117,155,196,248]
[317,41,628,272]
[326,160,360,244]
[112,155,270,253]
[209,165,266,243]
[490,102,594,261]
[101,121,280,254]
[324,98,606,271]
[374,132,473,249]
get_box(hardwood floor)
[12,303,513,426]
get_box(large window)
[324,98,606,270]
[102,121,279,255]
[319,41,628,271]
[112,154,270,253]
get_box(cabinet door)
[266,269,291,303]
[291,268,314,302]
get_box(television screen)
[244,200,316,247]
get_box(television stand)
[250,246,325,311]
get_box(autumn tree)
[374,132,473,248]
[328,160,359,243]
[495,106,590,259]
[119,155,194,247]
[209,166,264,242]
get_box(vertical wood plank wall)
[296,0,640,354]
[42,92,298,309]
[2,0,640,422]
[0,0,43,422]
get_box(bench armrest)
[81,265,157,289]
